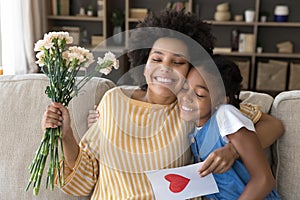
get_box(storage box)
[276,41,293,53]
[62,26,80,45]
[91,35,105,46]
[289,62,300,90]
[233,59,250,89]
[256,60,288,91]
[130,8,148,18]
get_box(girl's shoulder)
[217,104,242,117]
[216,104,254,129]
[216,104,255,140]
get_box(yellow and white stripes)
[240,103,262,124]
[60,87,194,199]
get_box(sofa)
[0,74,299,200]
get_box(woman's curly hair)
[127,9,216,68]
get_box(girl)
[178,56,281,199]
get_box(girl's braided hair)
[213,55,243,109]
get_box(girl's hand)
[87,105,99,128]
[42,102,71,136]
[198,142,239,177]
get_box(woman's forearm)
[62,128,79,169]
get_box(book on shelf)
[60,0,70,16]
[213,47,232,54]
[51,0,69,16]
[51,0,58,15]
[129,8,148,18]
[238,34,255,53]
[166,1,190,12]
[62,26,80,45]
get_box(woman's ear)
[225,96,230,104]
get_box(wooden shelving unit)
[47,0,107,46]
[124,0,193,46]
[125,0,193,31]
[46,0,300,91]
[197,0,300,92]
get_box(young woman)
[42,10,215,199]
[42,10,282,199]
[177,56,281,199]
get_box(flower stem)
[26,127,65,195]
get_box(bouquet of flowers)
[25,31,119,195]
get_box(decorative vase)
[245,10,255,22]
[113,26,123,45]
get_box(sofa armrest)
[271,90,300,199]
[0,74,115,199]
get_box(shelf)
[89,45,127,53]
[48,15,104,22]
[205,21,300,27]
[257,22,300,27]
[213,51,254,57]
[215,51,300,59]
[127,18,143,22]
[255,53,300,58]
[206,20,256,26]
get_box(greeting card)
[145,162,219,200]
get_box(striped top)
[61,87,195,199]
[240,103,262,124]
[60,88,262,199]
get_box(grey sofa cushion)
[240,90,274,114]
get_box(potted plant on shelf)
[87,4,93,16]
[257,41,263,53]
[260,11,269,22]
[111,9,125,45]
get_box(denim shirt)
[188,108,281,200]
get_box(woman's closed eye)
[151,58,186,65]
[152,57,161,62]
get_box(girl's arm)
[255,113,284,148]
[228,127,276,200]
[198,112,284,177]
[240,103,284,149]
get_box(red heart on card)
[164,174,190,193]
